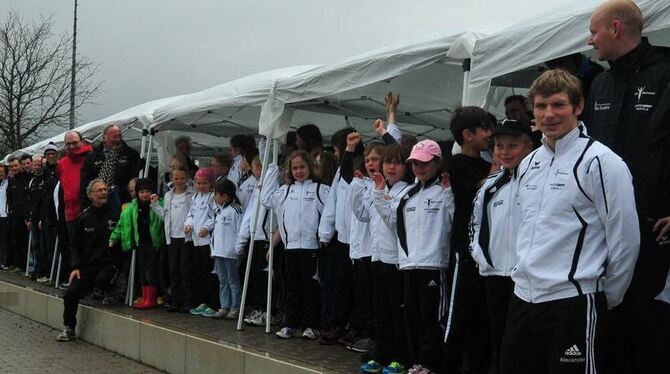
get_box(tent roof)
[467,0,670,106]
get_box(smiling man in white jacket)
[500,69,639,374]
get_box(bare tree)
[0,10,101,154]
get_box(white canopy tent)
[4,95,229,169]
[467,0,670,107]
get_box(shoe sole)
[347,345,371,353]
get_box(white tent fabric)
[5,95,225,170]
[257,31,468,140]
[467,0,670,107]
[151,66,319,138]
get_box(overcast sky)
[1,0,569,130]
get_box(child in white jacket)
[184,168,217,317]
[151,166,195,313]
[261,150,330,340]
[210,179,243,320]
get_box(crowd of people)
[0,1,668,373]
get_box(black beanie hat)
[135,178,155,195]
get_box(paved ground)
[0,308,162,374]
[0,271,361,373]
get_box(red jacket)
[57,144,93,221]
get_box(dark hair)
[331,127,363,157]
[242,148,259,167]
[383,143,410,165]
[20,154,32,162]
[285,131,297,148]
[450,106,495,146]
[213,154,233,169]
[214,179,240,204]
[318,151,338,186]
[7,156,19,164]
[297,124,323,152]
[504,95,529,108]
[230,134,256,152]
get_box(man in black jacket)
[37,143,60,283]
[56,179,122,342]
[27,155,45,280]
[7,156,31,272]
[80,124,140,210]
[585,1,670,372]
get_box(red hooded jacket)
[57,143,93,221]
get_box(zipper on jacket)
[523,156,554,301]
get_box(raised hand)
[198,227,209,238]
[385,92,400,124]
[441,172,451,189]
[354,170,365,179]
[373,119,387,136]
[653,216,670,242]
[150,193,159,204]
[346,132,361,152]
[372,172,385,190]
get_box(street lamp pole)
[69,0,78,129]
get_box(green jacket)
[110,198,165,251]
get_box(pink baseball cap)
[407,139,442,162]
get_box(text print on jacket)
[373,175,454,270]
[211,202,243,259]
[469,169,519,277]
[184,192,215,247]
[261,164,330,251]
[513,125,640,309]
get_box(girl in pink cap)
[372,139,453,373]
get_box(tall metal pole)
[69,0,78,129]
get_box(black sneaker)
[338,328,359,346]
[318,326,346,345]
[56,327,76,342]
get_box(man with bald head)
[80,123,140,210]
[586,1,670,373]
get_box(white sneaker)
[245,311,268,326]
[301,327,320,340]
[275,327,301,339]
[243,310,262,325]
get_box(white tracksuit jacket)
[184,192,216,247]
[352,178,408,264]
[261,164,330,250]
[513,126,640,309]
[237,174,257,213]
[318,168,352,244]
[227,155,243,188]
[374,176,454,270]
[210,201,243,259]
[235,188,277,253]
[469,169,519,277]
[151,188,195,245]
[348,178,373,260]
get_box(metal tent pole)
[265,138,279,333]
[49,236,59,283]
[25,232,33,276]
[237,136,272,331]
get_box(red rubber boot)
[135,286,158,309]
[132,287,146,308]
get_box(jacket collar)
[420,175,439,188]
[609,38,663,75]
[541,122,585,155]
